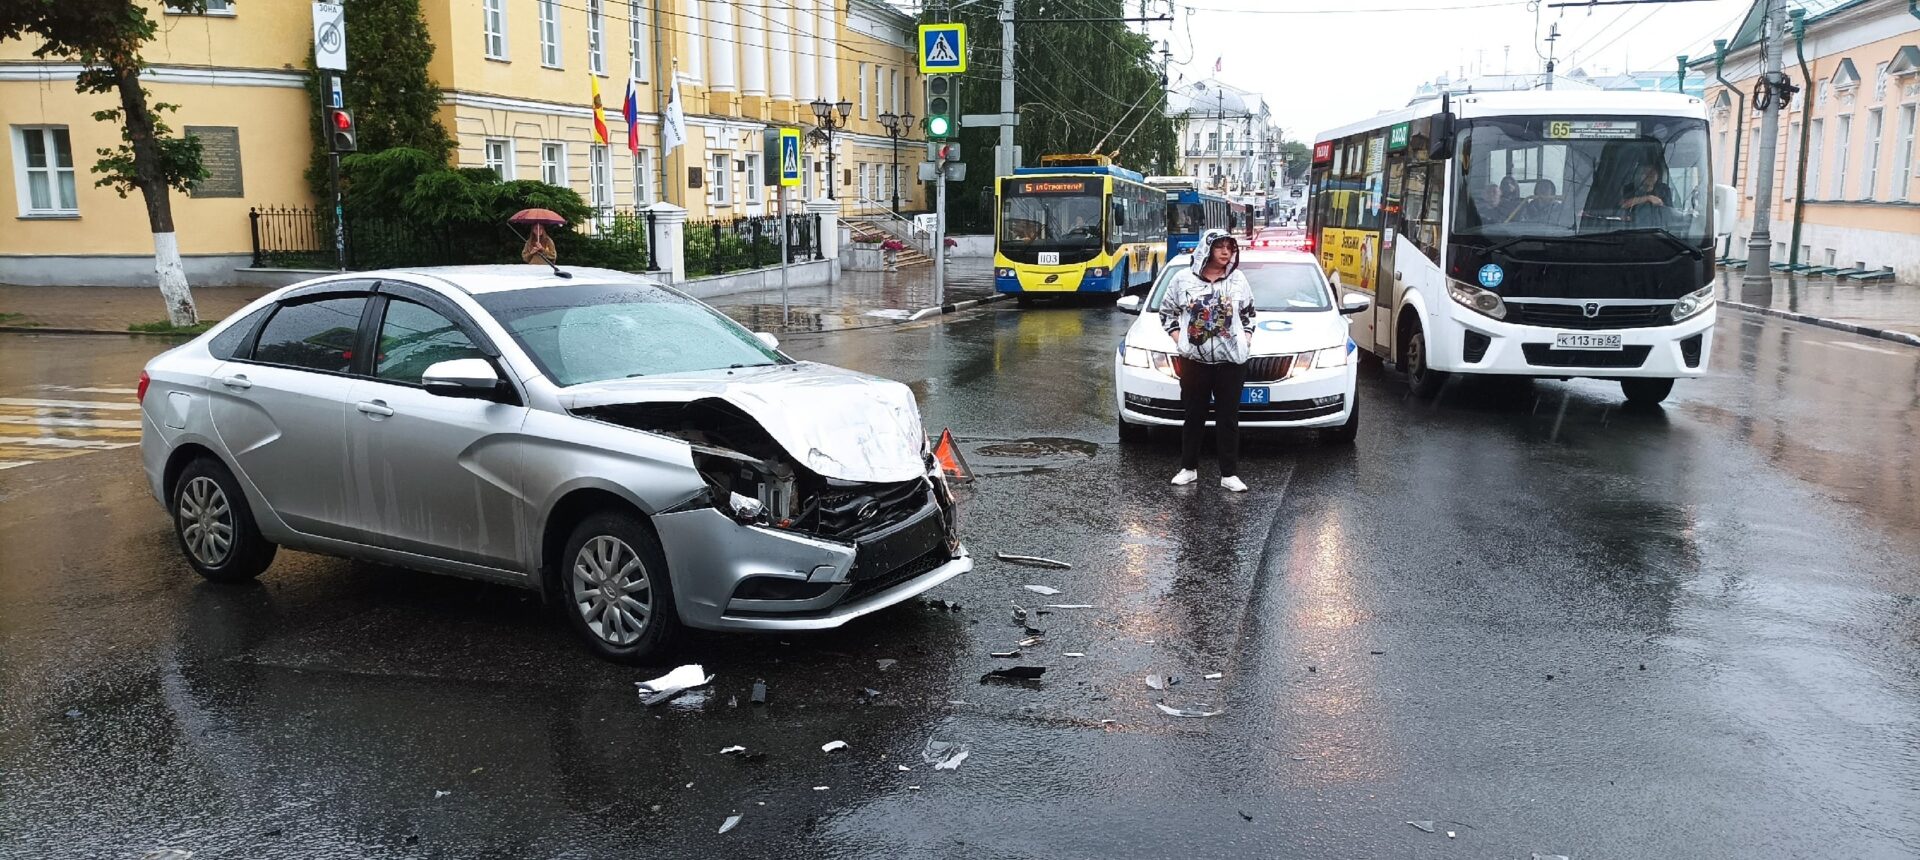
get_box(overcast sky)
[1155,0,1754,139]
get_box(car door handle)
[219,374,252,390]
[356,400,394,418]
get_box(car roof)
[357,265,664,295]
[1166,248,1321,268]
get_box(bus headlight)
[1447,280,1508,320]
[1086,267,1111,278]
[1672,285,1715,322]
[995,267,1017,278]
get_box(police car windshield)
[1148,261,1332,312]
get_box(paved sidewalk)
[1714,270,1920,344]
[0,258,998,336]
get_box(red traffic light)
[331,109,353,130]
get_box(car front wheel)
[172,456,276,583]
[1117,412,1149,443]
[559,511,680,663]
[1324,399,1359,445]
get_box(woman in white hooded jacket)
[1156,229,1257,492]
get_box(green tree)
[306,0,453,198]
[1279,140,1309,182]
[0,0,212,325]
[924,0,1177,232]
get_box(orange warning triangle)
[933,428,973,482]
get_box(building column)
[768,0,793,102]
[646,201,689,283]
[818,1,839,105]
[807,195,841,275]
[795,0,818,103]
[707,0,736,93]
[740,0,767,100]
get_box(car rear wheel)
[1404,325,1448,398]
[172,457,276,583]
[1620,377,1675,405]
[560,511,680,663]
[1324,399,1359,445]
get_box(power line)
[1177,0,1530,13]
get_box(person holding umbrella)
[1158,229,1257,492]
[511,208,566,266]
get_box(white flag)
[662,72,688,155]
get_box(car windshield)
[1451,115,1712,246]
[476,283,785,387]
[1147,261,1332,312]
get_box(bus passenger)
[1512,179,1562,222]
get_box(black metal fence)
[249,206,656,273]
[685,214,822,278]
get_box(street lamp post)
[877,110,914,214]
[809,97,853,201]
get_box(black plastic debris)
[750,681,768,705]
[1238,811,1254,822]
[980,666,1046,683]
[1022,625,1045,637]
[1369,651,1385,656]
[1407,821,1436,833]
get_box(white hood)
[1128,309,1350,355]
[561,363,927,484]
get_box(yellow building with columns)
[0,0,927,287]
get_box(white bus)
[1308,90,1734,404]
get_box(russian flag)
[624,79,640,155]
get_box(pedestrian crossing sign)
[779,127,801,187]
[918,23,966,74]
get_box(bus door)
[1374,145,1407,355]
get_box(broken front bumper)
[652,501,970,632]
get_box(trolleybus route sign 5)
[1016,180,1087,194]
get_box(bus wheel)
[1620,377,1674,405]
[1016,294,1034,308]
[1405,325,1448,398]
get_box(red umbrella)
[509,208,567,227]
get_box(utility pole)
[999,0,1016,176]
[1543,23,1559,90]
[1745,0,1787,288]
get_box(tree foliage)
[307,0,454,197]
[923,0,1179,231]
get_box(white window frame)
[711,152,732,205]
[539,0,562,69]
[483,0,508,60]
[1784,122,1800,199]
[541,141,567,187]
[857,64,869,119]
[889,69,899,117]
[633,147,656,204]
[589,144,613,209]
[858,162,870,204]
[873,71,883,123]
[1897,105,1916,201]
[745,153,763,204]
[1865,108,1883,199]
[1807,119,1824,198]
[587,0,606,75]
[628,0,649,82]
[683,0,704,83]
[484,138,514,180]
[12,125,79,217]
[165,0,235,16]
[1834,115,1852,199]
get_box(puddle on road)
[964,437,1100,477]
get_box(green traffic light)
[928,116,951,136]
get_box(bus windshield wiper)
[1588,227,1705,260]
[1479,233,1620,258]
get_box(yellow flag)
[590,75,610,145]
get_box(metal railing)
[684,213,821,278]
[249,206,657,273]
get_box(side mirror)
[1115,294,1143,315]
[754,331,780,350]
[1338,293,1372,316]
[1328,271,1344,291]
[1712,183,1738,238]
[421,358,504,399]
[1428,94,1455,161]
[1111,204,1127,227]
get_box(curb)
[1721,301,1920,349]
[0,325,203,338]
[908,293,1009,321]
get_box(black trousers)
[1175,358,1247,477]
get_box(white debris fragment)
[1447,831,1456,839]
[907,785,922,791]
[821,740,848,753]
[434,790,451,798]
[1407,821,1436,833]
[813,786,830,791]
[636,664,714,706]
[1042,604,1093,609]
[1023,585,1062,595]
[719,745,747,755]
[718,814,743,834]
[1064,652,1085,658]
[898,765,911,772]
[1204,672,1223,680]
[1154,702,1225,718]
[934,750,969,770]
[1145,675,1167,690]
[921,738,971,770]
[997,552,1072,569]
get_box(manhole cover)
[965,437,1098,476]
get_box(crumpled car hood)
[561,362,927,483]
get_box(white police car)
[1114,247,1368,443]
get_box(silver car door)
[345,294,528,570]
[208,291,371,541]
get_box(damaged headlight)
[691,444,800,527]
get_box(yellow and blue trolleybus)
[995,154,1167,302]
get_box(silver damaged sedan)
[139,267,970,661]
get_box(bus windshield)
[999,187,1105,254]
[1451,115,1711,247]
[1170,202,1207,233]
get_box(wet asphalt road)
[2,301,1918,859]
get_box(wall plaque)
[185,126,244,199]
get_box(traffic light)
[923,75,956,140]
[328,108,357,153]
[929,141,961,162]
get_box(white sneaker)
[1220,476,1248,493]
[1170,469,1199,486]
